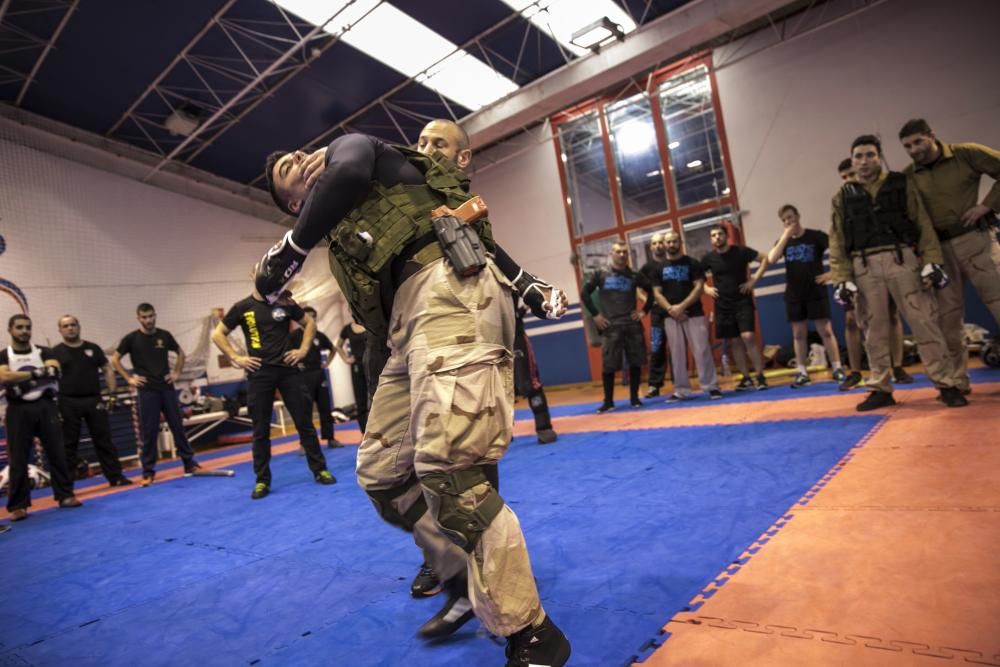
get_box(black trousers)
[350,363,370,433]
[301,368,335,441]
[59,394,124,482]
[5,399,74,511]
[647,310,668,388]
[247,365,326,485]
[137,387,194,475]
[513,323,552,432]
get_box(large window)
[558,111,616,237]
[607,92,668,223]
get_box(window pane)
[576,237,619,279]
[659,65,730,208]
[627,222,675,268]
[558,112,616,236]
[607,93,668,222]
[680,207,733,262]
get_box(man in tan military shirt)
[829,134,966,411]
[899,118,1000,392]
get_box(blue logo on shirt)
[603,275,635,292]
[785,244,816,263]
[662,264,690,282]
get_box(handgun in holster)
[431,195,488,277]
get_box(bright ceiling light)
[686,160,703,169]
[614,119,655,157]
[499,0,636,56]
[274,1,517,111]
[668,141,680,149]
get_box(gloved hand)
[254,230,308,304]
[513,269,567,319]
[921,263,949,289]
[834,281,858,307]
[31,365,60,380]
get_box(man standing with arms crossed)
[111,303,200,485]
[52,315,131,486]
[900,118,1000,393]
[701,225,770,390]
[829,134,965,411]
[652,229,722,400]
[290,306,340,449]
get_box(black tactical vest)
[842,171,919,255]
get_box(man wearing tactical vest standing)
[257,123,571,664]
[899,118,1000,393]
[1,314,82,521]
[829,134,966,411]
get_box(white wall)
[714,0,1000,251]
[0,133,355,400]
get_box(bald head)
[418,119,472,169]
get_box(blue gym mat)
[0,415,881,666]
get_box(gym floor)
[1,367,997,666]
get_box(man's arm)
[956,143,1000,221]
[677,278,705,312]
[828,191,854,284]
[767,231,792,265]
[284,313,316,365]
[907,176,944,266]
[168,347,185,384]
[102,361,117,395]
[110,350,145,388]
[652,285,672,312]
[741,250,769,294]
[211,322,260,371]
[334,335,355,365]
[0,363,32,384]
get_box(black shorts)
[785,295,831,322]
[601,320,646,372]
[715,301,756,339]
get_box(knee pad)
[983,339,1000,369]
[365,473,427,532]
[420,466,504,553]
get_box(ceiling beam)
[462,0,794,149]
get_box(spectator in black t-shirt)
[111,303,200,485]
[289,306,339,449]
[1,314,81,520]
[767,205,846,388]
[212,288,335,500]
[652,230,722,400]
[582,241,654,412]
[336,319,370,433]
[701,225,770,390]
[638,233,670,398]
[52,315,130,486]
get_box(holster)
[431,196,489,278]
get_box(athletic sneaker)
[596,402,615,414]
[893,367,914,384]
[790,372,811,389]
[326,439,344,449]
[856,390,896,412]
[755,374,769,391]
[109,476,133,487]
[831,368,847,383]
[630,398,643,408]
[505,615,571,667]
[183,462,202,476]
[644,386,661,398]
[140,473,155,487]
[939,387,969,408]
[251,483,270,500]
[735,375,755,391]
[709,389,724,400]
[667,393,685,402]
[315,470,337,485]
[838,371,863,391]
[411,563,442,598]
[418,575,475,639]
[537,429,558,445]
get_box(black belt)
[936,226,975,242]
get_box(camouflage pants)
[356,258,545,637]
[853,247,960,393]
[938,229,1000,391]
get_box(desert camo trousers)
[356,257,545,637]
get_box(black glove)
[921,263,949,289]
[31,365,60,380]
[834,281,858,307]
[513,269,564,320]
[254,230,308,304]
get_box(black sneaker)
[708,389,723,400]
[326,439,344,449]
[183,462,202,476]
[315,470,337,485]
[893,367,914,384]
[505,615,571,667]
[251,482,270,500]
[790,372,811,389]
[140,472,155,487]
[735,375,754,391]
[410,563,442,598]
[939,387,969,408]
[755,374,768,391]
[536,429,558,445]
[667,392,685,402]
[831,367,847,383]
[109,476,133,487]
[838,371,863,391]
[644,386,660,398]
[630,398,643,408]
[595,402,615,414]
[417,575,475,639]
[857,390,896,412]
